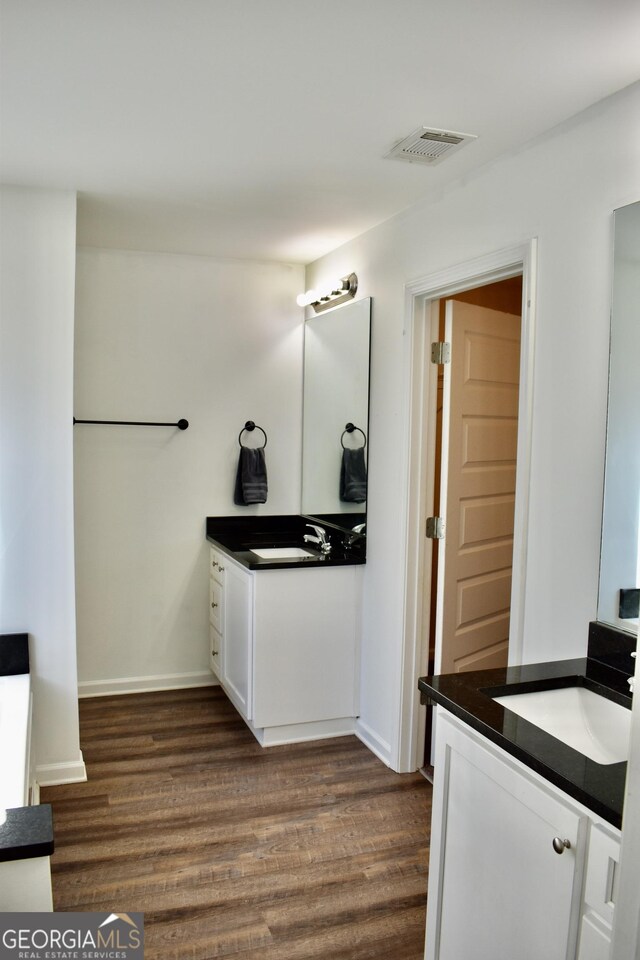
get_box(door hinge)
[431,341,451,365]
[426,516,445,539]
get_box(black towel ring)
[341,422,367,449]
[239,420,268,448]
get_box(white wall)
[0,185,85,784]
[305,83,640,769]
[74,248,304,693]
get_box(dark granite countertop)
[418,658,631,829]
[0,805,54,863]
[206,514,366,570]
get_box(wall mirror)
[301,297,371,534]
[598,200,640,635]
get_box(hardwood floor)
[41,687,431,960]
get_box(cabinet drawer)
[209,624,222,679]
[578,913,612,960]
[209,577,223,633]
[583,823,620,927]
[210,548,226,584]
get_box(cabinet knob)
[552,837,571,855]
[211,601,218,609]
[218,565,225,572]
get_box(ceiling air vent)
[385,127,477,166]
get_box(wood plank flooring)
[41,687,431,960]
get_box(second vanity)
[206,515,364,746]
[418,653,631,960]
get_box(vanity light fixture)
[297,273,358,313]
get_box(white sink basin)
[250,547,315,559]
[493,686,631,764]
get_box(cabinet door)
[252,567,360,728]
[222,560,253,720]
[426,712,586,960]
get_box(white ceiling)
[2,0,639,264]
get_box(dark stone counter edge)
[0,634,54,862]
[0,805,54,863]
[206,514,366,570]
[418,658,632,830]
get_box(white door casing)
[397,240,537,773]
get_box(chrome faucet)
[304,523,332,555]
[344,522,366,548]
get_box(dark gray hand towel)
[340,447,367,503]
[234,447,268,504]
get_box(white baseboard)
[355,718,392,767]
[36,753,87,787]
[255,717,357,747]
[78,670,218,699]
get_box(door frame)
[397,240,538,772]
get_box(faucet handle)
[629,651,636,693]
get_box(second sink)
[492,685,631,764]
[249,547,315,559]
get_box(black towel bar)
[74,417,189,430]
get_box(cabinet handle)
[211,601,218,609]
[552,837,571,855]
[218,565,225,572]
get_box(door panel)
[459,494,516,546]
[462,418,518,462]
[458,569,513,626]
[438,300,521,674]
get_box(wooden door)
[437,299,521,674]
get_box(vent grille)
[386,127,477,165]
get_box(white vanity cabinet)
[208,546,362,745]
[425,710,621,960]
